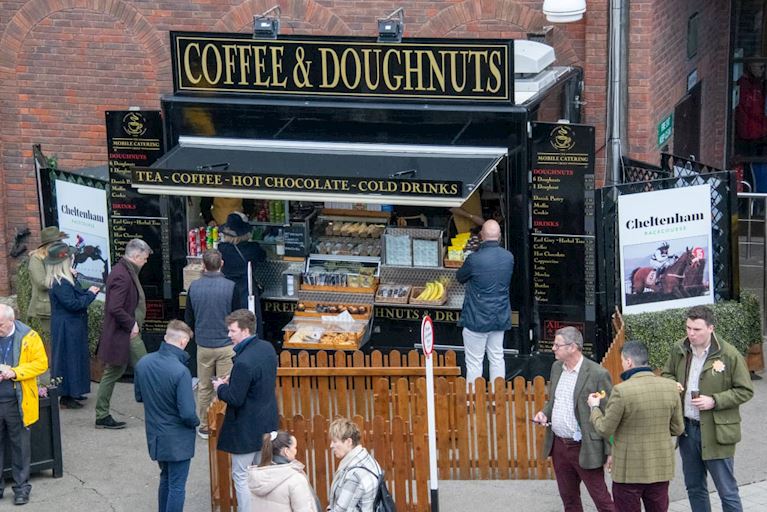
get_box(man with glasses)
[95,238,153,429]
[534,326,614,511]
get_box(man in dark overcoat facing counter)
[95,238,152,429]
[134,320,199,512]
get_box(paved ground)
[7,368,764,511]
[441,372,767,511]
[16,383,211,512]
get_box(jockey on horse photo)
[648,241,677,286]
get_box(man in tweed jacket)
[589,340,684,512]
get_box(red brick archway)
[0,0,169,295]
[216,0,351,35]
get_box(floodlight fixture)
[253,6,281,39]
[378,7,404,43]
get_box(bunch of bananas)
[415,280,446,301]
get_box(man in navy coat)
[456,219,514,390]
[134,320,199,512]
[213,309,278,511]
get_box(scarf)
[123,257,146,327]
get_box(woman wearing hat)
[218,212,266,338]
[45,241,100,409]
[26,226,69,350]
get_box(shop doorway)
[673,81,702,160]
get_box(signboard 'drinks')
[618,184,714,314]
[170,32,513,103]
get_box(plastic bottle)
[276,228,285,256]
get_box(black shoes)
[95,415,126,429]
[14,494,29,505]
[59,397,84,409]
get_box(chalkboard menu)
[106,111,171,335]
[284,224,308,257]
[529,123,596,353]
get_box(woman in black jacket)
[218,212,266,338]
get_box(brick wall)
[0,0,607,295]
[626,0,730,167]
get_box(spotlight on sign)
[542,0,586,23]
[377,7,404,43]
[253,5,281,39]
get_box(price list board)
[529,123,596,353]
[106,111,171,334]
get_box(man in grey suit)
[534,326,614,512]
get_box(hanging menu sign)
[106,110,170,334]
[283,224,308,257]
[529,123,596,353]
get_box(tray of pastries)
[282,318,370,350]
[294,302,372,320]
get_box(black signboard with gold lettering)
[132,168,462,198]
[531,123,595,235]
[170,32,513,103]
[106,111,171,336]
[529,123,596,353]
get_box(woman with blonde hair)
[45,242,100,409]
[27,226,69,352]
[248,430,319,512]
[328,417,382,512]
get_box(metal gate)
[594,155,738,355]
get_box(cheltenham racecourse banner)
[55,179,111,288]
[618,185,714,314]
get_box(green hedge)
[624,292,762,369]
[16,258,104,356]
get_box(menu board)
[531,124,595,236]
[284,224,308,257]
[106,111,170,335]
[529,123,596,353]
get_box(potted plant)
[2,377,64,479]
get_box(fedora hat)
[39,226,69,248]
[220,212,252,237]
[44,241,75,265]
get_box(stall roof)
[137,137,505,208]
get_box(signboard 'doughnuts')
[172,32,512,102]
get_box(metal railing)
[737,190,767,333]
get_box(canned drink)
[199,226,207,251]
[188,229,197,256]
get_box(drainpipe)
[607,0,628,185]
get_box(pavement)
[441,372,767,512]
[4,365,763,511]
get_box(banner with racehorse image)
[55,179,111,290]
[618,184,714,314]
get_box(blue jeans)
[679,420,742,512]
[158,459,191,512]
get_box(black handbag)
[351,466,397,512]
